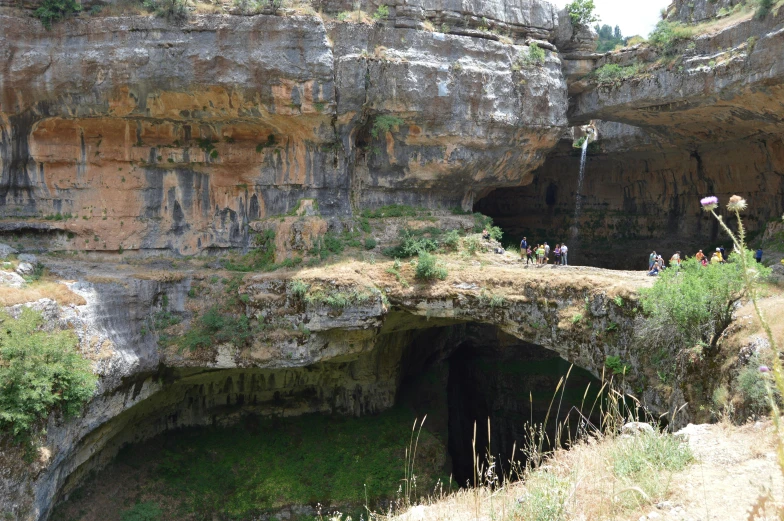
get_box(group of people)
[646,245,764,276]
[519,237,569,266]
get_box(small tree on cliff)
[566,0,599,29]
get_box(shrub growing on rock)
[0,308,96,443]
[415,252,448,281]
[33,0,81,29]
[639,256,760,351]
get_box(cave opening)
[52,321,602,521]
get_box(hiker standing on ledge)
[561,243,568,265]
[520,236,528,261]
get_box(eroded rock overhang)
[0,5,568,255]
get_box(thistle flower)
[700,196,719,212]
[759,365,770,373]
[727,195,748,212]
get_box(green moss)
[79,408,447,518]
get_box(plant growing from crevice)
[33,0,81,29]
[370,115,405,139]
[372,4,389,21]
[142,0,188,22]
[521,43,546,67]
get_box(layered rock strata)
[0,6,567,255]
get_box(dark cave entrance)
[53,321,603,520]
[395,323,603,488]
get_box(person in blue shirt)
[756,248,763,264]
[520,237,528,261]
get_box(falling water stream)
[570,134,591,240]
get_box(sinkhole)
[52,321,602,521]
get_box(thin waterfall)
[570,134,591,239]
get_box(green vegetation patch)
[0,308,97,444]
[610,431,693,507]
[415,252,448,281]
[77,409,447,519]
[648,20,695,55]
[593,63,640,85]
[34,0,81,29]
[370,115,405,139]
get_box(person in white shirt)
[560,244,568,265]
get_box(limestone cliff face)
[0,5,567,255]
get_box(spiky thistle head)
[727,195,748,212]
[700,196,719,212]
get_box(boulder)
[0,270,26,288]
[0,243,18,259]
[621,422,655,436]
[15,262,35,276]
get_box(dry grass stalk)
[0,281,85,307]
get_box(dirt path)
[636,422,783,521]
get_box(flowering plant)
[703,195,783,481]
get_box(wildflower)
[759,366,770,373]
[727,195,748,212]
[700,196,719,212]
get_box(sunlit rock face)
[0,7,568,255]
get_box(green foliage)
[515,471,570,521]
[594,23,625,53]
[593,63,640,84]
[639,255,767,352]
[104,408,445,517]
[415,252,448,281]
[290,279,310,298]
[178,308,255,351]
[648,20,694,55]
[566,0,599,27]
[382,229,439,258]
[463,235,481,255]
[370,115,405,139]
[385,259,410,287]
[605,355,630,376]
[222,230,278,272]
[120,502,162,521]
[571,313,583,324]
[0,309,97,443]
[736,354,779,417]
[364,237,377,250]
[521,43,546,67]
[372,4,389,20]
[361,204,418,218]
[472,213,502,240]
[142,0,188,21]
[33,0,81,29]
[756,0,774,19]
[610,431,693,504]
[441,230,461,251]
